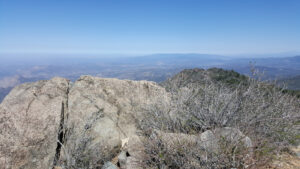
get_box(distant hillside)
[278,75,300,98]
[162,68,300,98]
[279,75,300,90]
[161,68,249,92]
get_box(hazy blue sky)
[0,0,300,55]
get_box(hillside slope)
[161,68,249,91]
[279,75,300,90]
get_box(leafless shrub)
[140,132,204,169]
[138,129,255,169]
[55,128,111,169]
[55,109,113,169]
[138,70,300,168]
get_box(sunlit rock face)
[0,75,171,169]
[0,77,70,169]
[62,75,171,168]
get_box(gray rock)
[199,127,252,155]
[0,76,171,169]
[125,136,145,169]
[214,127,253,148]
[200,130,218,153]
[118,151,127,169]
[60,76,171,168]
[102,162,118,169]
[0,77,70,169]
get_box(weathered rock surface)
[117,151,127,169]
[59,76,170,168]
[101,162,118,169]
[120,136,145,169]
[0,77,70,169]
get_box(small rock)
[102,162,118,169]
[200,130,218,153]
[121,137,129,148]
[118,151,127,168]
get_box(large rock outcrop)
[0,77,70,169]
[0,76,171,169]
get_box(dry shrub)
[138,70,300,168]
[139,129,255,169]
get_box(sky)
[0,0,300,55]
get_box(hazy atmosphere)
[0,1,299,169]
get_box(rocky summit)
[0,69,299,169]
[0,75,171,169]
